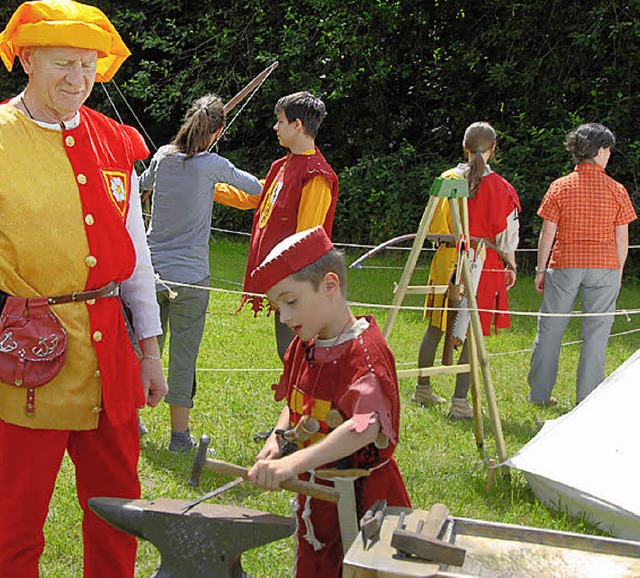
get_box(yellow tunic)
[0,106,102,429]
[425,169,460,330]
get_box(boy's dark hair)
[274,91,327,139]
[290,248,347,296]
[172,94,225,159]
[565,123,615,162]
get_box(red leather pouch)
[0,296,67,415]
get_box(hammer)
[189,435,340,503]
[189,435,214,487]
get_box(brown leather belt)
[47,281,119,305]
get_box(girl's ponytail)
[462,122,496,198]
[172,94,225,159]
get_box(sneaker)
[448,397,474,421]
[412,385,446,406]
[168,430,197,453]
[138,417,148,436]
[528,395,558,408]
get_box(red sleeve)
[121,124,150,161]
[336,373,396,445]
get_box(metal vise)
[88,496,295,578]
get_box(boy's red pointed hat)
[251,226,334,294]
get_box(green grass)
[41,236,640,577]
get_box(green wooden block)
[429,177,469,198]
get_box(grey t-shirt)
[140,145,261,285]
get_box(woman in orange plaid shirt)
[528,123,636,407]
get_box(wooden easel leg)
[467,319,485,449]
[383,197,440,340]
[449,198,509,475]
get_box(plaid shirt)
[538,163,636,268]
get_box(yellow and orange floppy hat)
[0,0,130,82]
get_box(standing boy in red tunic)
[248,226,411,578]
[240,92,339,361]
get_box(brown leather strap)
[47,281,119,305]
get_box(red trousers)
[0,414,140,578]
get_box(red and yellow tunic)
[274,316,411,578]
[241,147,339,313]
[426,169,520,335]
[0,104,149,430]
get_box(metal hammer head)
[189,435,211,487]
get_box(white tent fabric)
[507,349,640,541]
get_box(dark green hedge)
[2,0,638,271]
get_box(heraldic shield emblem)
[102,170,129,216]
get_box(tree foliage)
[1,0,639,269]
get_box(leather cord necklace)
[20,94,35,120]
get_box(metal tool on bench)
[391,503,466,566]
[360,499,387,550]
[88,497,295,578]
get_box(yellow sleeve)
[427,169,461,235]
[428,198,454,235]
[296,175,333,232]
[213,182,262,210]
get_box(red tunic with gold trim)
[241,147,338,313]
[273,316,411,578]
[0,104,149,429]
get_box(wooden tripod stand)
[383,178,508,470]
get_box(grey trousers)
[528,268,619,405]
[157,277,210,408]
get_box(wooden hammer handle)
[203,459,340,503]
[315,468,370,480]
[423,503,450,539]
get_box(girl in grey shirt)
[139,94,261,451]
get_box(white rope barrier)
[154,269,639,374]
[143,212,640,254]
[159,278,640,319]
[206,224,640,252]
[186,326,640,374]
